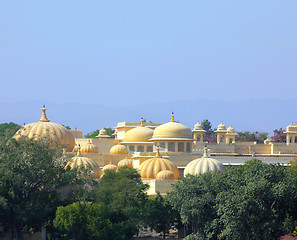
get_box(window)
[168,142,175,152]
[178,142,184,152]
[197,135,201,141]
[186,142,191,152]
[160,142,165,151]
[137,145,144,152]
[129,145,135,153]
[147,146,153,152]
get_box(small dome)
[156,170,175,180]
[110,143,129,155]
[138,148,179,180]
[66,148,100,178]
[227,125,235,133]
[123,119,153,142]
[102,162,118,173]
[81,140,99,153]
[151,114,192,140]
[286,123,297,132]
[97,128,111,138]
[118,157,133,168]
[193,121,203,130]
[184,147,225,176]
[217,122,226,131]
[14,107,75,152]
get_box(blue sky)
[1,1,296,107]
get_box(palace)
[14,107,297,196]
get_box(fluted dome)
[81,140,99,153]
[138,148,179,180]
[194,121,203,130]
[97,128,111,138]
[118,157,133,168]
[102,162,118,173]
[184,147,225,176]
[14,107,75,152]
[110,143,129,155]
[286,123,297,132]
[66,148,100,178]
[151,114,192,140]
[123,119,153,142]
[156,170,175,180]
[227,125,235,133]
[217,122,226,131]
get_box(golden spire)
[170,112,175,122]
[202,146,208,158]
[140,118,144,127]
[155,146,161,157]
[76,144,82,157]
[39,105,50,122]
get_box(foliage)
[167,159,297,240]
[201,119,216,143]
[84,127,114,138]
[54,202,112,240]
[272,128,287,143]
[0,137,83,240]
[143,193,177,238]
[0,122,20,138]
[236,131,268,143]
[95,167,148,240]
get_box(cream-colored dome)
[217,122,226,131]
[286,123,297,132]
[66,148,100,178]
[151,114,192,140]
[156,170,175,180]
[184,147,225,176]
[97,128,111,138]
[14,107,75,152]
[110,143,129,155]
[81,140,99,153]
[227,125,235,133]
[102,162,118,173]
[123,119,153,142]
[118,157,133,168]
[138,148,179,180]
[194,121,203,130]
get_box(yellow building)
[15,107,297,196]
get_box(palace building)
[15,107,297,196]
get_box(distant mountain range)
[0,99,295,137]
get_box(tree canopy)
[167,159,297,240]
[0,122,20,138]
[0,137,83,240]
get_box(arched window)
[197,135,201,142]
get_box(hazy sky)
[0,1,296,107]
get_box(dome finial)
[155,146,161,157]
[77,144,82,157]
[39,106,50,122]
[140,118,144,127]
[170,112,175,122]
[202,146,208,158]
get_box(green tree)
[0,122,20,138]
[143,193,178,238]
[54,202,112,240]
[95,167,148,240]
[0,137,82,240]
[167,160,297,240]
